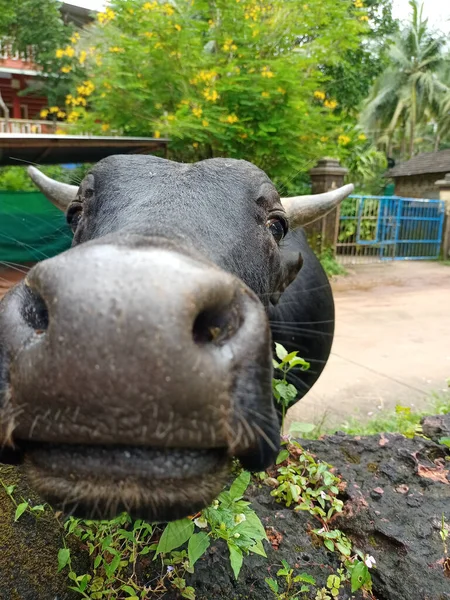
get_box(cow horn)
[27,166,79,212]
[281,184,354,228]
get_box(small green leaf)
[294,572,316,585]
[229,471,250,500]
[121,585,137,595]
[351,561,369,592]
[94,554,102,569]
[249,538,267,557]
[274,342,287,360]
[156,518,194,555]
[336,542,351,556]
[14,502,29,521]
[439,437,450,448]
[228,543,243,579]
[188,532,210,567]
[276,449,289,464]
[265,577,278,593]
[324,538,335,552]
[57,548,70,572]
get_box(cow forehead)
[87,155,279,202]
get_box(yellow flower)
[192,107,203,118]
[101,123,110,132]
[320,136,328,142]
[95,55,103,66]
[98,7,115,23]
[324,99,338,109]
[338,134,351,146]
[65,46,75,58]
[192,142,199,148]
[143,1,157,9]
[55,48,65,59]
[261,91,270,98]
[223,114,239,124]
[144,31,154,38]
[354,0,364,7]
[154,42,163,50]
[167,114,176,121]
[70,32,80,44]
[261,66,274,78]
[61,65,72,73]
[67,110,80,123]
[174,24,182,31]
[109,47,124,53]
[202,119,209,127]
[65,94,73,105]
[277,87,286,94]
[40,109,49,118]
[314,90,326,101]
[104,82,112,90]
[222,39,237,52]
[170,51,182,58]
[55,128,67,135]
[359,15,369,21]
[79,50,87,65]
[202,88,219,102]
[208,19,215,27]
[57,111,66,119]
[163,4,175,15]
[49,106,59,113]
[358,133,367,141]
[154,130,161,138]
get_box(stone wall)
[393,173,441,199]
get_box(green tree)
[60,0,365,190]
[360,0,449,159]
[0,0,74,122]
[323,0,398,118]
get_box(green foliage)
[0,479,46,521]
[60,0,367,187]
[0,0,74,107]
[0,165,88,192]
[266,559,316,599]
[272,342,310,426]
[360,0,450,159]
[338,394,450,437]
[267,439,375,595]
[318,248,347,278]
[61,470,267,597]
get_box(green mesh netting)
[0,192,72,263]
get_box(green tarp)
[0,192,72,263]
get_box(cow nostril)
[22,284,49,334]
[192,298,242,346]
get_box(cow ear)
[27,166,79,212]
[280,184,354,229]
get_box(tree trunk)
[434,132,441,153]
[0,89,9,132]
[409,85,416,158]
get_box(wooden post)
[307,157,348,256]
[435,173,450,260]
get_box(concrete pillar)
[307,157,348,255]
[435,173,450,259]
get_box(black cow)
[0,155,352,522]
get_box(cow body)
[0,155,348,522]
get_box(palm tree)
[360,0,449,158]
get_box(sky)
[64,0,450,33]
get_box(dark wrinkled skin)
[0,155,334,522]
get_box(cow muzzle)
[0,237,278,521]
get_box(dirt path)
[287,261,450,430]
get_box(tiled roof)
[386,149,450,177]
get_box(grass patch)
[297,389,450,439]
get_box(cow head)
[0,155,353,521]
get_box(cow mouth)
[21,442,230,522]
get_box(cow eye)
[267,216,288,243]
[66,203,83,232]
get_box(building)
[0,2,94,134]
[386,149,450,199]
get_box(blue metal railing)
[337,195,445,262]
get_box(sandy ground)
[287,261,450,430]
